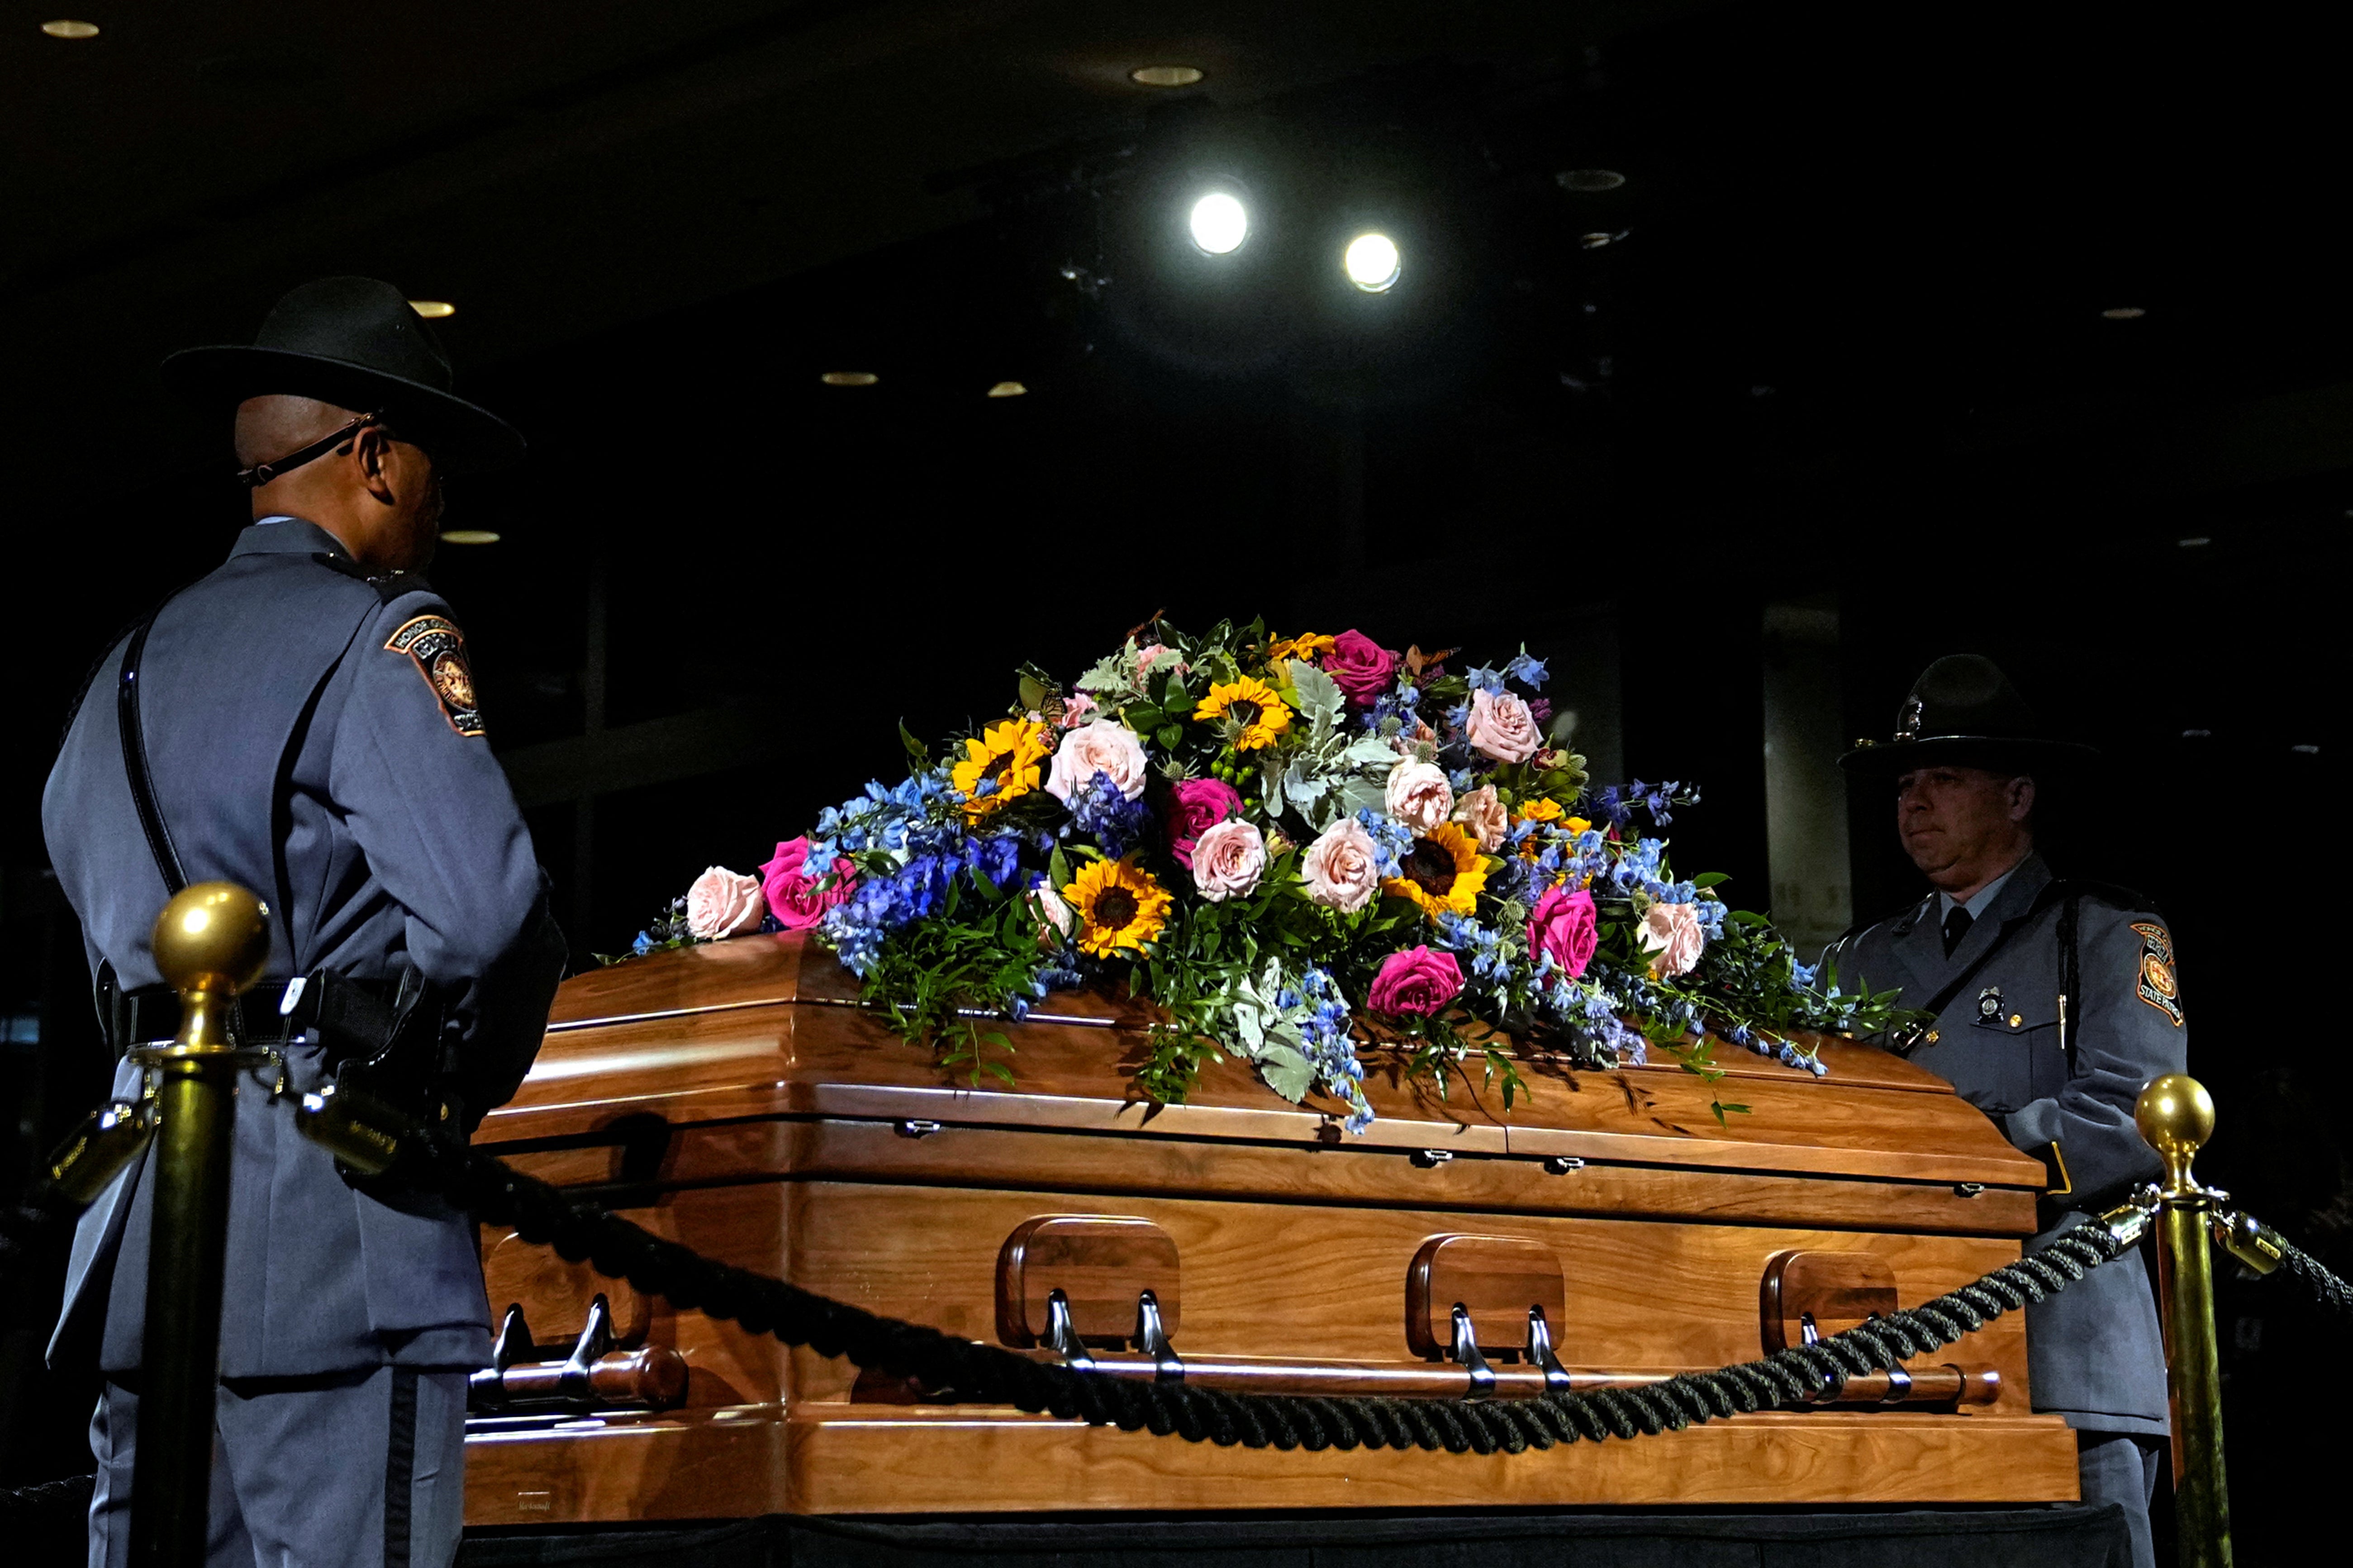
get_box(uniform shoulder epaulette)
[310,552,437,606]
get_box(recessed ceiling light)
[1188,191,1248,255]
[2102,306,2146,320]
[439,530,500,546]
[821,371,878,386]
[1557,169,1626,192]
[1130,65,1204,87]
[1343,233,1402,294]
[2177,537,2211,548]
[41,19,100,37]
[986,381,1027,398]
[408,300,455,319]
[1580,232,1618,249]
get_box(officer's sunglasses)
[235,411,434,489]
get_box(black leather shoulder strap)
[312,552,433,606]
[116,605,187,897]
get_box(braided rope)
[447,1140,2129,1455]
[2276,1235,2353,1317]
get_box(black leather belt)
[106,972,400,1054]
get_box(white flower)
[1302,818,1381,913]
[1638,902,1707,978]
[685,866,765,940]
[1045,719,1149,803]
[1191,818,1267,902]
[1384,760,1454,834]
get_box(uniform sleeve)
[330,593,566,1117]
[2002,905,2186,1206]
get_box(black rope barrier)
[437,1132,2134,1455]
[2275,1235,2353,1317]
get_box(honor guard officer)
[42,278,567,1568]
[1823,656,2184,1568]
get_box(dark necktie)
[1942,904,1973,957]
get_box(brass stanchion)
[124,882,271,1568]
[2135,1073,2231,1568]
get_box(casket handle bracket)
[896,1119,944,1140]
[1527,1305,1572,1392]
[1449,1304,1497,1397]
[1136,1290,1184,1382]
[1043,1288,1095,1372]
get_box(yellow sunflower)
[1063,857,1173,957]
[1266,632,1337,663]
[1193,676,1294,752]
[951,717,1051,818]
[1515,798,1566,824]
[1383,821,1488,918]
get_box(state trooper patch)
[2130,920,2183,1026]
[385,615,485,737]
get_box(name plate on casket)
[462,932,2075,1523]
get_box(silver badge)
[1897,695,1925,741]
[1977,986,2003,1020]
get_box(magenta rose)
[1323,629,1400,706]
[1526,885,1599,980]
[1165,776,1242,869]
[1367,946,1464,1016]
[761,836,857,931]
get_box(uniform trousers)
[2078,1430,2165,1568]
[87,1367,468,1568]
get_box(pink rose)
[1465,688,1541,764]
[1452,784,1508,851]
[1055,693,1099,729]
[1322,629,1400,705]
[1639,902,1707,978]
[1302,818,1381,912]
[1030,884,1074,949]
[1046,718,1149,803]
[1190,818,1267,902]
[1526,885,1599,980]
[685,865,766,940]
[1368,946,1463,1016]
[760,837,857,931]
[1165,776,1242,869]
[1384,760,1454,834]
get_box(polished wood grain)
[490,1117,2039,1237]
[994,1215,1182,1345]
[1762,1250,1899,1351]
[1404,1234,1567,1357]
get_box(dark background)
[2,0,2343,1553]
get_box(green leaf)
[1257,1041,1317,1101]
[1048,846,1072,891]
[1691,872,1729,889]
[899,721,930,767]
[1018,675,1048,714]
[1157,723,1184,751]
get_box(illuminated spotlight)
[1343,233,1401,293]
[408,299,455,319]
[1188,192,1248,255]
[2102,306,2146,319]
[986,380,1027,398]
[821,371,879,386]
[1130,65,1203,87]
[438,530,500,546]
[41,19,100,36]
[1556,168,1625,192]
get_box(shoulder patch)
[385,614,485,737]
[2130,920,2183,1026]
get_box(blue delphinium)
[1288,965,1372,1134]
[1506,648,1550,688]
[1433,912,1509,984]
[1355,808,1414,876]
[1464,664,1508,695]
[805,771,955,870]
[1066,770,1153,859]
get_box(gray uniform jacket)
[43,517,566,1378]
[1821,852,2183,1436]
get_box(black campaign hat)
[161,277,524,475]
[1839,654,2098,775]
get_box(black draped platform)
[458,1507,2132,1568]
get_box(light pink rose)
[1165,776,1243,869]
[1465,688,1542,764]
[1302,818,1382,913]
[685,865,766,940]
[1056,693,1099,729]
[1368,946,1463,1015]
[761,838,857,931]
[1452,784,1508,851]
[1384,760,1454,834]
[1639,902,1707,978]
[1046,719,1149,803]
[1526,885,1599,980]
[1030,884,1074,949]
[1190,818,1266,902]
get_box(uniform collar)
[227,516,355,563]
[1937,858,2025,922]
[1889,852,2054,983]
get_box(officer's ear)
[352,426,399,504]
[2006,774,2036,827]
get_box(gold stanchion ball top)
[2134,1073,2215,1191]
[152,882,271,997]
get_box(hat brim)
[161,345,525,476]
[1838,734,2100,775]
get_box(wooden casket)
[461,931,2077,1524]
